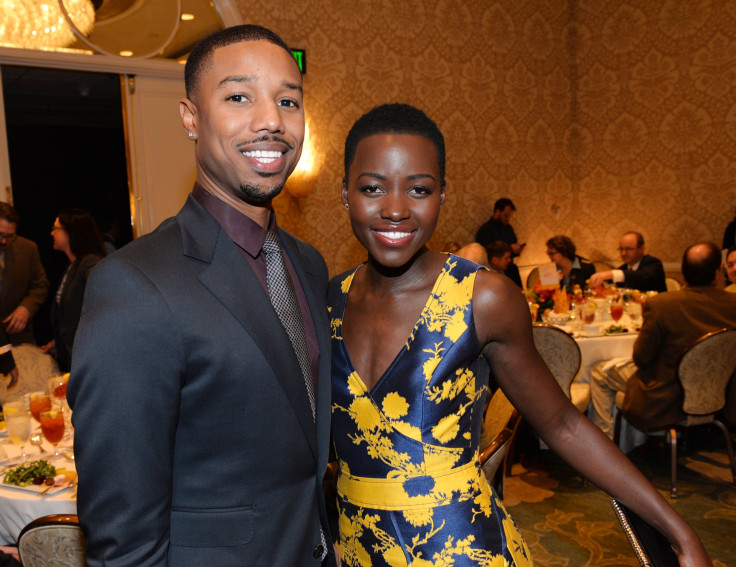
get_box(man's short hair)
[681,242,721,286]
[622,231,644,247]
[0,202,20,225]
[487,240,512,259]
[493,198,516,213]
[185,24,295,101]
[344,103,446,183]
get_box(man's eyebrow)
[218,75,303,94]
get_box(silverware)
[30,433,45,455]
[37,483,54,497]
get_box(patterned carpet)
[503,425,736,566]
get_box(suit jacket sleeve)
[619,255,666,292]
[632,297,663,376]
[68,257,183,566]
[18,240,50,316]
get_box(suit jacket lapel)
[177,198,318,456]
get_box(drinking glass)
[610,298,624,323]
[4,401,32,464]
[528,301,539,323]
[40,410,65,458]
[626,301,643,327]
[582,302,596,325]
[49,374,73,438]
[28,391,52,424]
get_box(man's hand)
[3,306,30,334]
[590,270,613,287]
[511,243,525,255]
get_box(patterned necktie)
[262,232,316,420]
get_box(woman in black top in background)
[41,209,106,372]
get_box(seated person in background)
[725,245,736,293]
[455,242,489,267]
[589,242,736,439]
[487,240,515,278]
[590,231,666,292]
[546,235,595,292]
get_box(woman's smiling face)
[342,133,445,269]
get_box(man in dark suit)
[590,231,666,292]
[0,203,49,345]
[68,25,336,566]
[589,242,736,438]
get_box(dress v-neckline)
[339,258,450,395]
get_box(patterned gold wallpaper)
[237,0,736,276]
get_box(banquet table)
[0,433,76,545]
[548,311,652,452]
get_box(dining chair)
[665,277,681,291]
[525,267,540,290]
[614,327,736,498]
[0,343,60,404]
[480,388,520,499]
[532,324,587,412]
[17,513,86,567]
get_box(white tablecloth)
[0,435,76,545]
[574,332,638,383]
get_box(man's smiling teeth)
[242,149,282,163]
[376,230,411,239]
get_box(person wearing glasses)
[0,202,49,345]
[590,231,666,292]
[545,234,596,292]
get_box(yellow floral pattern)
[329,256,532,566]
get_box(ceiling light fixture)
[0,0,95,50]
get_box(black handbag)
[611,499,679,567]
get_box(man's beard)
[238,179,286,204]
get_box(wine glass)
[610,298,624,323]
[28,391,52,425]
[626,300,643,328]
[40,410,65,458]
[4,401,32,464]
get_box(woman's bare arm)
[472,271,711,566]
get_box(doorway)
[1,65,133,344]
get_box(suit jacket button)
[313,544,324,558]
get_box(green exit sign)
[291,49,306,74]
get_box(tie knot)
[262,232,280,255]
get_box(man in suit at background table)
[0,203,49,345]
[589,231,667,292]
[68,25,336,566]
[589,242,736,439]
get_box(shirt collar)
[192,183,277,258]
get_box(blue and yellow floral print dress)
[329,255,532,567]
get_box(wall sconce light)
[285,119,325,199]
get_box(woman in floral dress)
[328,103,711,567]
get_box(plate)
[1,479,70,495]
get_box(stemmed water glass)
[4,400,32,464]
[609,296,624,323]
[48,373,73,439]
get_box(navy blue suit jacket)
[68,196,335,566]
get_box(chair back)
[482,388,517,444]
[525,267,540,290]
[678,328,736,417]
[480,428,514,483]
[18,514,86,567]
[0,343,60,404]
[532,324,581,398]
[665,277,681,291]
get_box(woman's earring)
[344,203,349,210]
[188,131,194,138]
